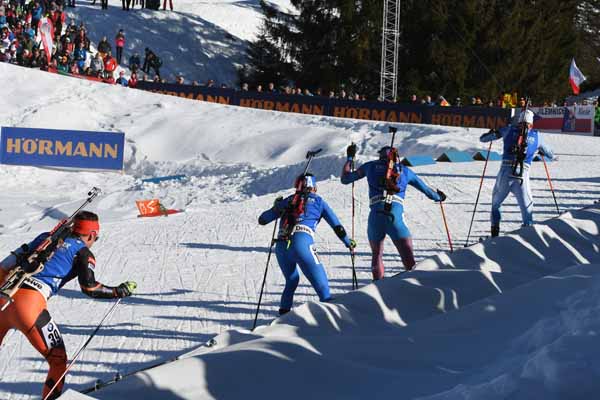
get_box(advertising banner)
[531,106,595,136]
[136,81,512,130]
[0,127,125,170]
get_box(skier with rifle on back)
[258,172,356,316]
[480,108,555,237]
[0,210,137,400]
[340,128,446,280]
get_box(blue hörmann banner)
[136,81,512,130]
[0,127,125,170]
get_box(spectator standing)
[256,84,262,93]
[122,0,131,10]
[142,47,154,73]
[74,27,90,51]
[114,29,125,64]
[101,0,108,10]
[97,36,111,59]
[594,100,600,133]
[149,52,161,77]
[52,5,65,37]
[163,0,173,10]
[31,1,42,35]
[267,82,277,93]
[409,94,418,104]
[128,52,140,73]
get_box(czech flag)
[569,58,586,95]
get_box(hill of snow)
[65,0,293,84]
[86,205,600,400]
[0,60,599,400]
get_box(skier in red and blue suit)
[341,144,445,280]
[0,211,136,400]
[259,174,355,315]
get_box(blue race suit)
[259,193,351,311]
[0,233,122,399]
[341,159,441,279]
[14,233,121,299]
[480,126,554,227]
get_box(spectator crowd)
[0,1,590,109]
[0,0,170,87]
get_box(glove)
[347,238,357,250]
[436,189,447,202]
[116,281,137,298]
[346,143,357,159]
[273,196,283,207]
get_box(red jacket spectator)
[104,56,117,73]
[128,73,138,88]
[114,29,125,64]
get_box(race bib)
[40,318,63,349]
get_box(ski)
[0,187,101,311]
[80,338,217,394]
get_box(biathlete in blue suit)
[480,109,555,237]
[0,211,136,399]
[341,144,445,280]
[259,174,355,315]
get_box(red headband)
[72,219,100,236]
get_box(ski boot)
[491,225,500,238]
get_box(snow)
[0,5,599,397]
[64,0,293,84]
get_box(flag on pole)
[569,58,586,95]
[38,17,54,65]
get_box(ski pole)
[541,154,560,216]
[350,148,358,290]
[252,219,278,331]
[44,298,122,400]
[439,201,454,253]
[464,141,493,247]
[350,250,358,290]
[303,148,322,175]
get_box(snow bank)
[92,205,600,399]
[66,0,294,84]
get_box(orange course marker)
[135,199,181,217]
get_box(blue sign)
[0,127,125,170]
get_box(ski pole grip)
[305,149,322,159]
[88,187,101,198]
[389,127,397,133]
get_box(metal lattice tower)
[379,0,401,102]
